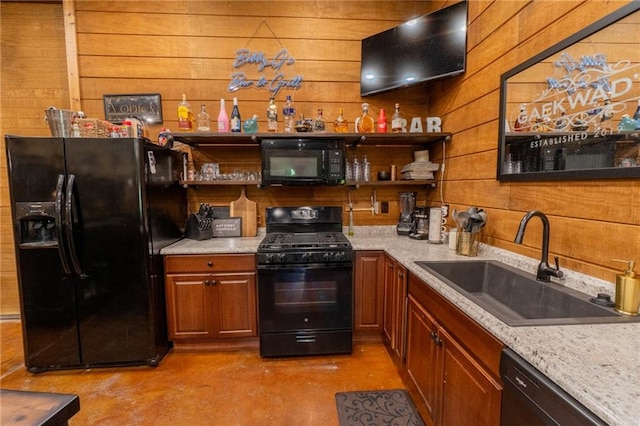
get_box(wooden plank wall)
[429,0,639,282]
[1,2,70,316]
[71,0,437,226]
[1,0,638,315]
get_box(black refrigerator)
[5,136,186,372]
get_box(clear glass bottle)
[391,103,403,133]
[334,108,348,133]
[378,108,387,133]
[362,155,370,181]
[243,114,259,133]
[313,109,326,133]
[282,95,295,133]
[177,93,194,132]
[356,103,375,133]
[345,158,353,181]
[217,99,229,132]
[267,97,278,132]
[352,157,362,181]
[230,97,241,132]
[196,104,210,131]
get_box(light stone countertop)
[161,226,640,426]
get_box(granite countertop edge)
[161,227,639,426]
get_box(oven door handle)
[257,263,351,271]
[296,335,317,344]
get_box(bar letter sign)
[103,93,163,124]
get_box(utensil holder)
[457,231,479,257]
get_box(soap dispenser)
[613,259,640,316]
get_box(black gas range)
[257,206,353,357]
[257,231,353,265]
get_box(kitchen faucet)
[514,210,564,282]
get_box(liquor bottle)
[177,93,194,131]
[196,104,210,131]
[243,114,259,133]
[334,108,348,133]
[391,103,403,133]
[352,157,362,181]
[356,103,375,133]
[514,105,527,132]
[345,158,353,181]
[282,95,295,133]
[267,97,278,132]
[314,109,326,133]
[362,155,370,181]
[230,97,241,132]
[217,99,229,132]
[378,108,387,133]
[633,99,640,130]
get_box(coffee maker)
[409,206,429,240]
[397,192,416,236]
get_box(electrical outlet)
[381,202,389,213]
[441,204,449,218]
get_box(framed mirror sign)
[498,2,640,181]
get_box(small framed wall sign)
[103,93,163,124]
[212,218,242,237]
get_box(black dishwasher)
[500,349,607,426]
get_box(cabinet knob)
[204,280,211,286]
[207,261,213,267]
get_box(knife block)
[184,214,213,240]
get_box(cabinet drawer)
[165,254,255,273]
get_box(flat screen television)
[360,1,468,96]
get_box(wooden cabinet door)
[406,294,441,422]
[393,262,407,359]
[382,255,396,346]
[165,274,214,340]
[438,328,502,426]
[353,251,385,332]
[383,254,407,359]
[211,272,257,339]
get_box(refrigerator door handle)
[65,174,86,278]
[55,174,72,274]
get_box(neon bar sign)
[228,48,303,96]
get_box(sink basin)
[415,260,640,326]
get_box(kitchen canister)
[457,231,479,256]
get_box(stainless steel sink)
[415,260,640,326]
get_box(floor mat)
[335,389,425,426]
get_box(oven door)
[257,263,352,333]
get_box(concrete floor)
[0,321,405,425]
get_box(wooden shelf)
[346,180,437,188]
[180,180,261,188]
[171,132,451,148]
[180,179,436,188]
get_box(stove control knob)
[278,253,287,263]
[301,253,311,262]
[323,252,332,262]
[334,252,344,261]
[265,254,275,263]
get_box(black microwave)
[261,138,346,186]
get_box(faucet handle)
[553,256,564,278]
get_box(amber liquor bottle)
[356,103,375,133]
